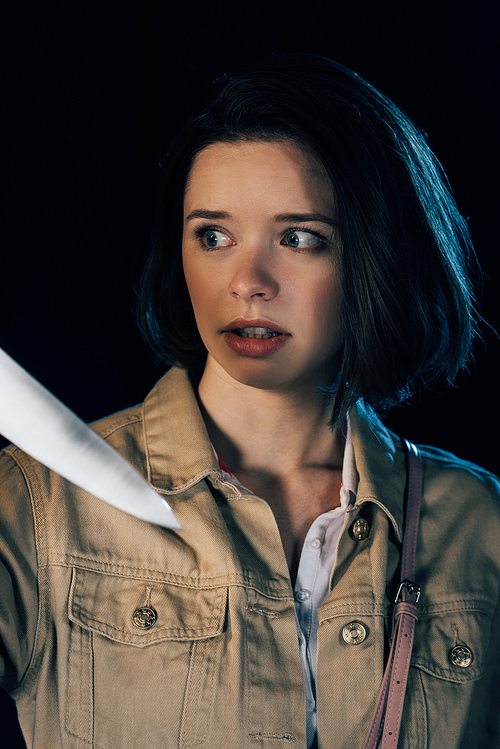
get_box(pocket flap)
[411,607,492,683]
[68,567,227,647]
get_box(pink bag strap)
[362,439,422,749]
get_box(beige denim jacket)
[1,366,499,749]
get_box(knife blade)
[0,347,181,529]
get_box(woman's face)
[182,139,343,393]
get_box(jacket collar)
[143,365,221,493]
[143,366,406,540]
[349,400,406,541]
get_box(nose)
[228,249,279,301]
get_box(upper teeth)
[237,327,279,339]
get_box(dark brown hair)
[137,53,477,423]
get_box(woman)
[1,54,499,748]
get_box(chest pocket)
[411,607,489,683]
[400,606,493,749]
[66,567,228,749]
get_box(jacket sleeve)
[0,448,39,692]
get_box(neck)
[197,357,345,476]
[197,357,346,581]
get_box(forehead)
[183,140,335,216]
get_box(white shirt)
[294,420,358,745]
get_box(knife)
[0,347,181,529]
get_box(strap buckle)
[395,579,421,604]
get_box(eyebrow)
[184,209,337,226]
[185,210,231,222]
[274,213,337,227]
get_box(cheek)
[182,253,205,310]
[182,255,219,341]
[308,272,342,322]
[327,279,343,323]
[184,260,230,331]
[310,274,344,352]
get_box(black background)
[2,1,499,743]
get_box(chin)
[220,359,329,395]
[225,361,287,390]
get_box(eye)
[205,230,227,248]
[194,226,234,250]
[282,229,326,251]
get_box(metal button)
[352,518,370,541]
[342,621,367,645]
[449,645,473,668]
[296,589,311,602]
[132,606,158,630]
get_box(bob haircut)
[137,53,477,425]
